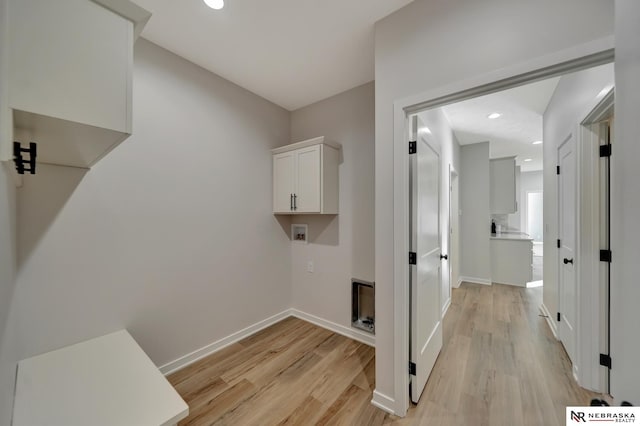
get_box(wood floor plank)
[169,283,604,426]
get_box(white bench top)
[13,330,188,426]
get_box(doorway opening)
[402,57,614,413]
[527,190,544,285]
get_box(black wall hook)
[13,141,37,175]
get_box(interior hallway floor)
[168,282,603,425]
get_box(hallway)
[391,282,602,425]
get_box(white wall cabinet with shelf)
[3,0,150,169]
[272,137,340,214]
[490,156,517,214]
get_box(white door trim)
[386,38,614,417]
[576,89,614,393]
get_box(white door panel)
[410,116,443,403]
[558,133,577,366]
[273,152,295,213]
[295,146,321,212]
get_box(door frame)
[575,89,614,393]
[449,166,459,293]
[524,190,543,242]
[388,46,614,416]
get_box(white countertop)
[490,232,534,241]
[13,330,188,426]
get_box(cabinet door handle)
[294,194,297,210]
[563,258,574,265]
[290,193,293,211]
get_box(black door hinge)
[600,353,612,369]
[556,166,560,175]
[557,312,561,322]
[409,362,416,375]
[600,250,612,263]
[600,145,612,157]
[409,252,417,265]
[557,239,561,249]
[409,141,417,154]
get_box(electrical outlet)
[307,261,314,273]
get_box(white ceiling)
[132,0,414,111]
[441,77,560,172]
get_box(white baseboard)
[442,298,452,317]
[159,307,375,375]
[290,309,375,347]
[159,309,291,375]
[459,276,492,286]
[540,303,558,339]
[371,390,397,416]
[455,277,463,288]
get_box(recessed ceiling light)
[524,158,533,162]
[487,112,501,119]
[532,140,543,145]
[419,126,432,135]
[204,0,224,9]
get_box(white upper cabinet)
[272,137,340,215]
[490,156,517,214]
[6,0,150,169]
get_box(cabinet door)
[273,152,295,213]
[9,0,132,133]
[295,145,321,212]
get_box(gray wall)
[0,39,292,423]
[0,0,18,421]
[460,143,491,283]
[611,0,640,405]
[289,82,375,338]
[374,0,614,412]
[0,165,16,425]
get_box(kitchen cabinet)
[490,234,533,286]
[490,156,517,214]
[5,0,150,169]
[272,137,340,214]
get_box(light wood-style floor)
[168,283,604,425]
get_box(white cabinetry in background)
[490,236,533,286]
[490,156,517,214]
[272,137,340,214]
[6,0,150,168]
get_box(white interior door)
[558,133,577,365]
[410,116,443,403]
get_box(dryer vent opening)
[352,279,375,334]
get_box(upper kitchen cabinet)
[6,0,151,169]
[272,137,340,215]
[490,156,517,214]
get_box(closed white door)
[558,133,577,365]
[295,145,321,212]
[410,116,443,403]
[273,152,295,213]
